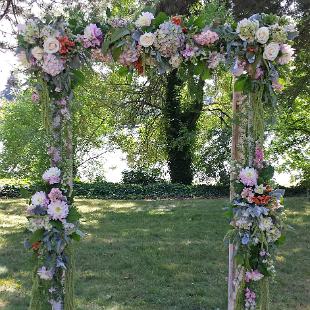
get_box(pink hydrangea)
[208,52,225,69]
[245,288,256,307]
[119,47,140,66]
[79,24,103,48]
[239,167,258,187]
[194,30,219,46]
[48,188,64,202]
[48,146,61,163]
[42,54,65,76]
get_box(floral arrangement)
[16,9,297,310]
[228,145,286,309]
[225,13,298,102]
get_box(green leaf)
[29,228,44,243]
[234,76,247,91]
[201,68,211,80]
[106,7,112,18]
[258,165,274,183]
[70,232,81,241]
[112,46,122,61]
[193,61,205,76]
[102,35,111,54]
[67,206,81,223]
[110,28,131,44]
[153,12,169,28]
[194,12,208,29]
[118,66,129,76]
[50,220,63,230]
[275,234,286,246]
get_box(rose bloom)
[256,27,270,44]
[263,42,280,61]
[139,32,155,47]
[31,46,44,60]
[43,37,60,54]
[135,12,154,27]
[277,44,294,65]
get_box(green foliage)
[121,167,164,185]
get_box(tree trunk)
[163,69,204,185]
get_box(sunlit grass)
[0,197,309,309]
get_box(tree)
[0,72,113,181]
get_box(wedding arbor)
[16,6,297,310]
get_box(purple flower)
[181,44,199,59]
[241,233,250,245]
[48,146,61,163]
[79,24,103,48]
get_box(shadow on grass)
[0,198,309,310]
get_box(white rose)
[135,12,154,28]
[256,27,270,44]
[43,37,60,54]
[31,46,44,60]
[263,42,280,61]
[139,32,155,47]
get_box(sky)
[0,11,295,186]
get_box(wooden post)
[228,88,247,310]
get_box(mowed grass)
[0,198,309,310]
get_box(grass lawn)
[0,197,309,309]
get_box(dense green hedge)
[0,181,308,200]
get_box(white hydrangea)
[258,217,273,231]
[267,227,281,242]
[28,217,52,232]
[236,18,259,42]
[154,21,185,58]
